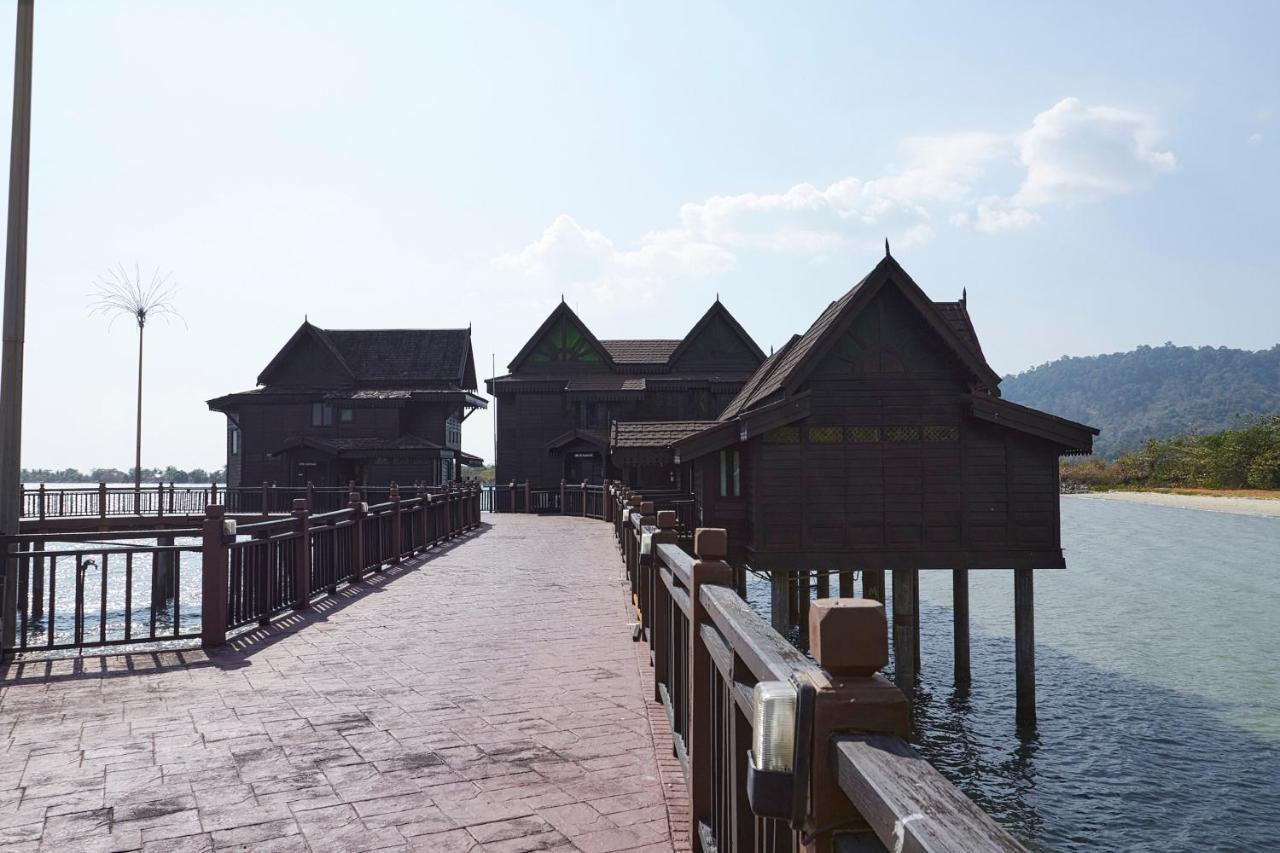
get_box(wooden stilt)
[735,565,747,599]
[892,570,916,689]
[796,571,811,649]
[838,570,853,597]
[953,569,970,685]
[816,570,830,599]
[770,571,788,632]
[863,569,885,603]
[912,570,921,672]
[1014,568,1036,726]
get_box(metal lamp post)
[0,0,34,652]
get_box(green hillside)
[1000,343,1280,458]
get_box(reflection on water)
[745,497,1280,851]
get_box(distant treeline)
[20,467,226,484]
[1062,416,1280,490]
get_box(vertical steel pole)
[0,0,34,653]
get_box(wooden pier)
[1,489,1027,851]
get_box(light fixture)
[640,531,653,555]
[752,680,797,771]
[746,678,813,826]
[222,518,237,539]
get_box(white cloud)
[497,98,1176,290]
[1248,132,1263,146]
[1012,97,1177,206]
[494,214,733,301]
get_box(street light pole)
[0,0,35,653]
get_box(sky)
[1,1,1277,471]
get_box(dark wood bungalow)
[486,300,765,488]
[208,322,486,489]
[623,254,1098,572]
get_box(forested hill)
[1000,343,1280,458]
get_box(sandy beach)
[1070,490,1280,518]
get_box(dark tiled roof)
[323,328,472,385]
[934,302,985,360]
[718,334,802,421]
[600,339,682,364]
[610,420,720,449]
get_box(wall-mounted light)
[640,531,653,555]
[746,678,814,826]
[222,519,237,538]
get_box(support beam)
[796,570,811,650]
[838,570,853,597]
[912,570,921,673]
[769,570,788,632]
[953,569,970,685]
[1014,568,1036,727]
[891,570,916,690]
[863,569,885,603]
[816,569,830,599]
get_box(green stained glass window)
[529,316,604,363]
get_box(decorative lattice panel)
[885,426,921,442]
[923,426,959,442]
[763,426,802,444]
[846,426,881,443]
[807,426,844,444]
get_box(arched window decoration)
[529,316,604,363]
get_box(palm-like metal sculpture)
[90,264,182,505]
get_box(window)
[339,408,354,424]
[311,403,334,426]
[230,425,240,455]
[719,449,740,497]
[446,416,461,447]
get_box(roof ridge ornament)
[884,238,891,258]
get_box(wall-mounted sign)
[572,452,598,459]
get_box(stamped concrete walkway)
[0,515,686,852]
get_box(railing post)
[37,482,44,521]
[648,510,677,655]
[805,598,911,851]
[524,481,532,514]
[210,481,218,506]
[98,481,107,520]
[157,481,164,517]
[201,505,229,648]
[688,528,734,848]
[349,490,366,582]
[390,483,403,564]
[293,498,312,608]
[581,480,588,517]
[559,479,566,514]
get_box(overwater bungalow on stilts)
[611,251,1098,724]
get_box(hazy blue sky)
[2,1,1277,470]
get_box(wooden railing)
[617,497,1026,852]
[16,481,446,521]
[2,483,484,656]
[484,480,611,520]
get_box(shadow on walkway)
[0,523,490,687]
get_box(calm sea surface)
[745,496,1280,851]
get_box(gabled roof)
[544,428,609,451]
[667,300,767,365]
[724,256,1001,416]
[506,299,763,373]
[257,321,476,389]
[965,394,1098,455]
[508,302,615,371]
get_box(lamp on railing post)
[688,528,735,844]
[389,483,402,565]
[292,498,311,608]
[201,505,232,648]
[349,489,366,583]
